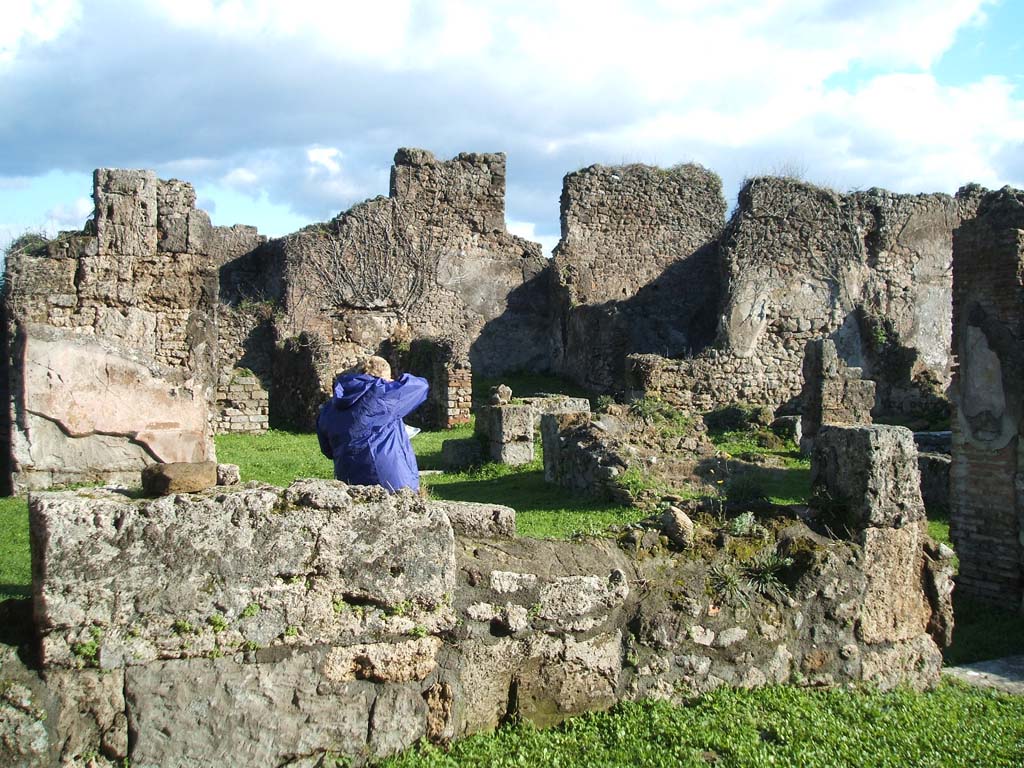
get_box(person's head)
[358,355,392,381]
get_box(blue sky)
[1,0,1021,257]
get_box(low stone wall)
[4,459,952,766]
[214,371,269,434]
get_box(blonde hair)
[359,356,392,380]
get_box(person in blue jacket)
[316,356,429,492]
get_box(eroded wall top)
[554,162,726,306]
[3,170,264,490]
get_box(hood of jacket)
[332,373,380,409]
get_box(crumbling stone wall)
[1,170,261,490]
[948,186,1024,609]
[628,178,984,420]
[551,163,727,391]
[213,301,275,434]
[3,468,952,765]
[403,336,472,430]
[257,149,550,383]
[799,337,875,450]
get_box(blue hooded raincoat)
[316,372,429,492]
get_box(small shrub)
[207,614,229,633]
[728,511,757,536]
[172,619,197,635]
[743,550,794,598]
[241,602,260,618]
[5,231,50,259]
[629,397,692,436]
[71,626,103,666]
[707,562,748,608]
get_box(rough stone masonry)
[1,170,261,492]
[1,419,953,766]
[949,186,1024,610]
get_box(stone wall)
[0,170,262,490]
[260,149,551,383]
[214,370,269,434]
[627,178,984,420]
[213,301,275,434]
[799,337,875,450]
[948,186,1024,609]
[551,163,727,391]
[2,468,952,765]
[403,337,472,430]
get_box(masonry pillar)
[949,187,1024,611]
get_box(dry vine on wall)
[301,199,446,316]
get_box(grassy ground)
[382,680,1024,768]
[0,495,30,602]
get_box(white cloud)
[223,167,260,188]
[0,0,81,64]
[0,0,1019,242]
[44,195,91,233]
[507,219,558,257]
[307,147,342,175]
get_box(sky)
[1,0,1022,258]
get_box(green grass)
[382,680,1024,768]
[708,428,812,506]
[424,456,644,539]
[0,496,30,602]
[216,426,643,540]
[215,429,333,486]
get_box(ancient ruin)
[628,180,983,420]
[2,149,995,492]
[1,170,262,492]
[949,186,1024,609]
[3,421,952,764]
[2,145,1023,763]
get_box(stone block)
[441,437,483,471]
[187,209,214,255]
[491,440,534,465]
[141,460,218,495]
[515,632,622,728]
[486,404,534,443]
[857,523,930,644]
[124,648,424,766]
[157,216,188,252]
[216,463,242,486]
[811,425,925,529]
[29,480,457,668]
[431,500,516,538]
[94,169,158,257]
[800,337,876,449]
[541,410,591,483]
[10,327,213,491]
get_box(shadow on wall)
[542,240,725,395]
[470,268,560,377]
